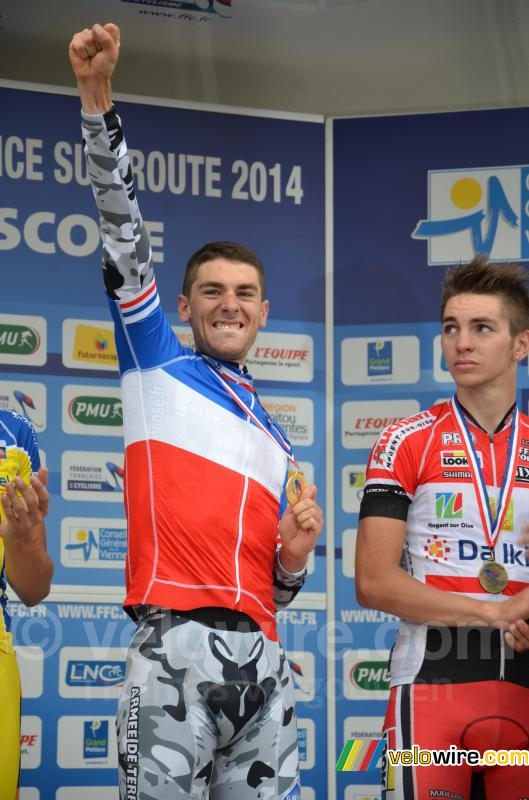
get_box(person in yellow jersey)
[0,409,52,800]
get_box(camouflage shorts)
[117,607,300,799]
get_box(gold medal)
[286,471,307,506]
[478,561,509,594]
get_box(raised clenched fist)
[69,23,121,83]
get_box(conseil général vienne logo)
[412,167,529,265]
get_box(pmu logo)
[412,167,529,264]
[0,324,39,355]
[66,660,126,687]
[436,492,463,519]
[350,661,390,693]
[68,396,123,427]
[367,340,392,377]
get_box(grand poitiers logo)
[412,167,528,265]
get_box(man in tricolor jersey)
[0,411,52,799]
[356,256,529,798]
[69,23,323,800]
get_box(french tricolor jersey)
[0,410,41,653]
[362,400,529,685]
[83,108,297,640]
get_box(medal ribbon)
[204,361,297,465]
[451,396,520,551]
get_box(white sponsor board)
[62,384,123,436]
[0,313,46,366]
[433,335,454,384]
[57,716,118,768]
[56,790,117,800]
[62,318,118,372]
[342,399,420,450]
[341,336,420,385]
[247,332,314,382]
[296,460,314,487]
[260,395,314,446]
[343,715,384,743]
[0,380,46,431]
[342,465,365,513]
[61,517,127,569]
[172,325,195,349]
[342,529,357,578]
[345,787,381,800]
[20,716,41,769]
[415,166,522,265]
[297,718,315,770]
[15,646,43,698]
[20,790,39,800]
[59,646,127,699]
[61,451,125,503]
[287,651,315,702]
[344,649,390,701]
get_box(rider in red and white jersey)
[357,257,529,799]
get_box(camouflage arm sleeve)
[81,106,154,302]
[273,550,306,609]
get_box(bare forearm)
[6,541,53,606]
[77,77,113,115]
[357,566,498,627]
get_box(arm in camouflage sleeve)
[70,23,152,302]
[82,108,154,302]
[273,550,306,609]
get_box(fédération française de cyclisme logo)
[412,167,529,265]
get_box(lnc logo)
[412,167,529,264]
[66,660,125,687]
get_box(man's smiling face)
[178,258,269,364]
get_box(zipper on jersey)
[234,475,248,605]
[233,394,254,605]
[489,431,506,679]
[489,433,498,515]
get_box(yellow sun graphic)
[450,178,482,210]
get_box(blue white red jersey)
[82,107,301,640]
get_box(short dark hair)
[182,241,266,298]
[440,255,529,335]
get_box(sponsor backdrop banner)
[11,600,326,798]
[333,108,529,798]
[0,85,325,797]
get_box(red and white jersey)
[362,399,529,685]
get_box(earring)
[514,353,519,361]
